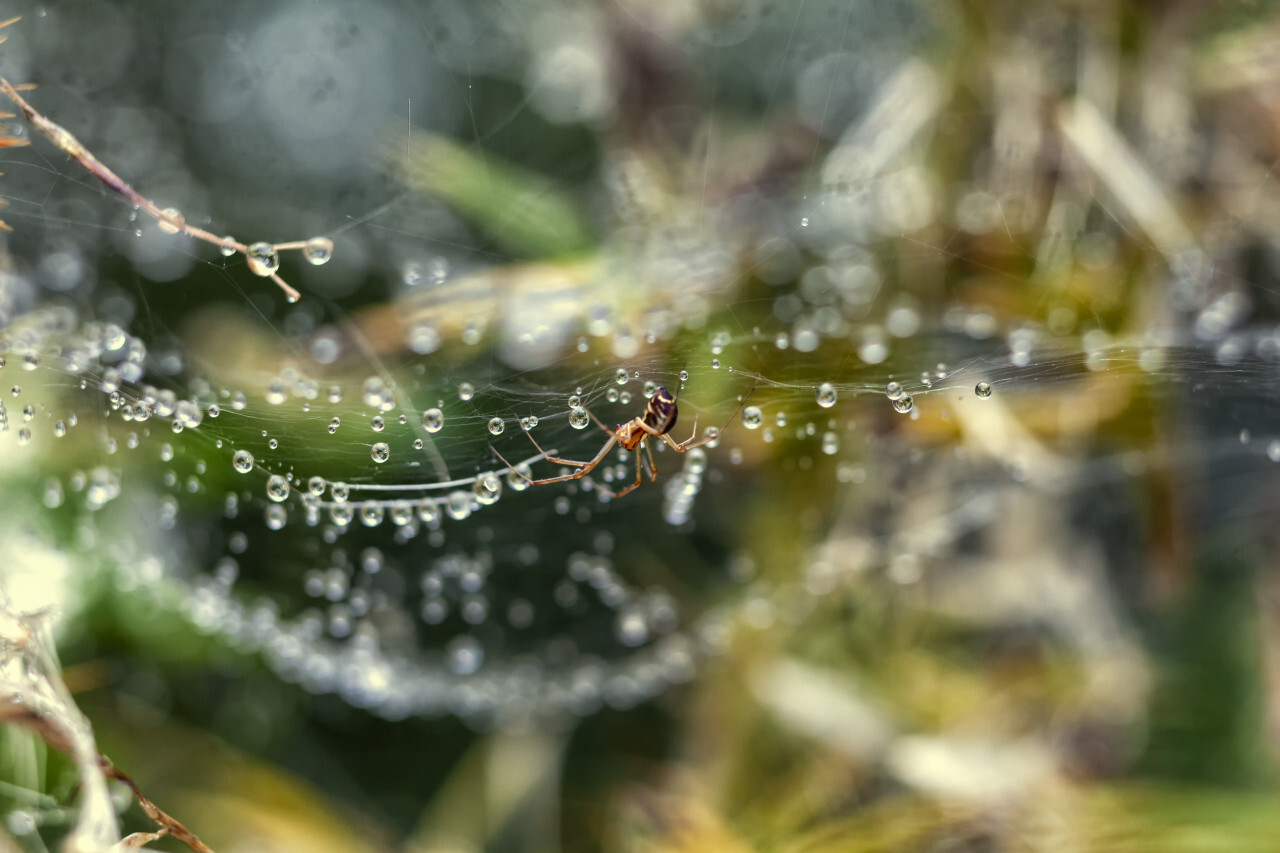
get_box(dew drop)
[370,442,390,463]
[371,415,386,432]
[742,405,763,430]
[458,382,475,401]
[232,449,254,473]
[308,476,326,496]
[821,431,839,455]
[615,368,628,385]
[360,501,385,527]
[331,481,350,502]
[506,462,532,491]
[422,407,444,433]
[266,474,291,502]
[246,242,280,277]
[892,394,914,414]
[569,406,590,430]
[474,471,503,505]
[220,237,237,257]
[417,499,440,524]
[521,415,539,431]
[390,501,414,525]
[303,236,333,265]
[264,504,287,530]
[488,417,505,436]
[816,382,837,408]
[157,207,185,235]
[446,490,473,521]
[885,381,904,401]
[975,381,993,398]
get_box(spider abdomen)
[642,387,679,435]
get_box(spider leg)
[493,434,618,487]
[671,384,757,452]
[592,438,647,499]
[587,408,616,438]
[642,437,658,481]
[519,422,604,468]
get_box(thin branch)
[0,73,335,302]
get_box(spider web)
[0,0,1277,749]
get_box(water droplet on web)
[643,381,658,399]
[446,490,473,520]
[936,363,949,379]
[370,442,390,463]
[474,472,503,505]
[975,381,992,398]
[265,379,287,405]
[417,499,440,524]
[246,243,280,277]
[615,369,628,385]
[422,407,444,433]
[308,476,326,496]
[816,383,837,408]
[264,504,287,530]
[389,501,414,525]
[266,474,290,502]
[303,236,333,265]
[371,415,386,432]
[606,388,619,403]
[506,462,532,490]
[1268,441,1280,462]
[360,501,385,527]
[619,391,632,405]
[157,208,185,235]
[447,635,483,675]
[521,415,538,431]
[885,381,904,401]
[742,405,763,429]
[821,431,839,455]
[892,394,914,414]
[679,370,689,382]
[220,237,237,257]
[458,383,475,401]
[232,449,254,473]
[488,417,505,436]
[331,482,349,502]
[402,261,424,286]
[569,406,589,429]
[427,257,449,285]
[711,359,721,370]
[328,417,341,434]
[409,324,440,354]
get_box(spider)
[493,384,755,499]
